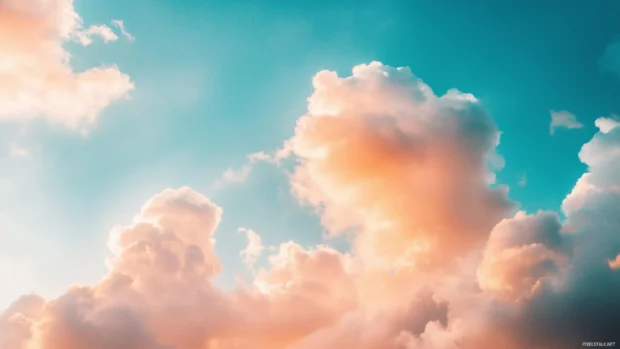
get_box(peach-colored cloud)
[0,188,361,349]
[609,254,620,269]
[0,0,134,132]
[288,62,512,269]
[473,116,620,347]
[3,63,620,349]
[478,211,571,301]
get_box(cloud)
[498,116,620,348]
[609,254,620,270]
[478,211,571,301]
[215,143,293,187]
[0,0,135,132]
[112,20,135,41]
[2,63,620,349]
[220,164,253,184]
[0,187,358,349]
[74,25,119,46]
[595,115,620,134]
[238,227,264,268]
[549,110,583,135]
[8,144,30,158]
[287,62,512,269]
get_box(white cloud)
[238,227,265,268]
[8,143,30,158]
[550,110,583,135]
[595,116,620,134]
[74,24,119,46]
[112,20,135,41]
[4,62,620,349]
[222,164,252,183]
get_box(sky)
[1,0,620,348]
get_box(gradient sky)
[2,1,620,347]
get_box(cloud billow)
[1,62,620,349]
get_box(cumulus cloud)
[549,110,583,135]
[0,187,359,349]
[0,0,135,132]
[595,115,620,134]
[478,211,571,301]
[74,24,119,46]
[287,62,512,269]
[2,63,620,349]
[609,254,620,269]
[498,116,620,348]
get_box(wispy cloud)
[8,143,30,158]
[517,173,527,187]
[214,142,293,188]
[112,19,135,41]
[550,110,583,135]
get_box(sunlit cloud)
[0,0,135,133]
[2,62,620,349]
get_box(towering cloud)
[288,62,512,269]
[1,63,619,349]
[474,116,620,348]
[0,0,134,132]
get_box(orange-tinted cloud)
[0,0,134,132]
[478,211,571,301]
[2,63,620,349]
[288,62,512,269]
[0,188,360,349]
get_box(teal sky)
[2,0,620,308]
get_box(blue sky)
[2,0,620,310]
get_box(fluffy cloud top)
[478,211,570,301]
[0,0,134,132]
[289,62,512,269]
[2,63,620,349]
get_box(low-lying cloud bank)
[2,62,620,349]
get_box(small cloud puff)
[550,110,583,135]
